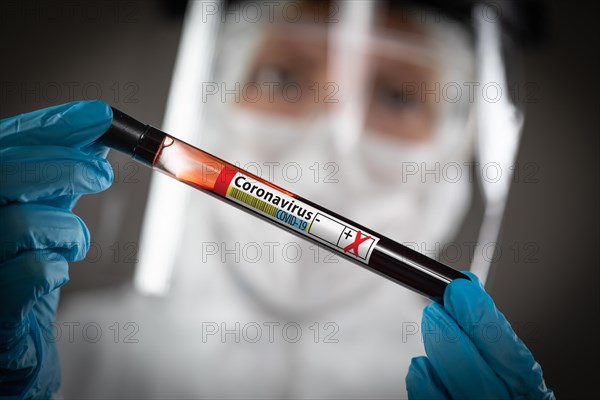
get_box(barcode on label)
[228,186,278,217]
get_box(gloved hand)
[406,272,554,399]
[0,101,113,398]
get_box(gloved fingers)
[0,250,68,323]
[81,140,110,158]
[35,194,83,212]
[0,204,90,263]
[0,100,112,148]
[0,145,113,205]
[444,272,554,399]
[462,271,485,288]
[422,303,511,399]
[32,287,60,330]
[406,356,449,399]
[33,144,109,208]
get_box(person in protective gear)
[1,0,554,399]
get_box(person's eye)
[252,65,299,87]
[375,86,419,111]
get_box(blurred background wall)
[1,0,598,397]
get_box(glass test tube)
[99,107,469,302]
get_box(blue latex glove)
[0,101,113,399]
[406,272,554,399]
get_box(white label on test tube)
[216,170,380,264]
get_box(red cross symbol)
[343,230,371,257]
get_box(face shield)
[134,0,522,312]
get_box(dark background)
[1,0,598,398]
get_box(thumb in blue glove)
[0,101,113,398]
[406,272,555,400]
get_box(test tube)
[100,107,469,302]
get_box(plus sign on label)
[308,213,379,263]
[339,229,375,259]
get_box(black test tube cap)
[99,107,165,165]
